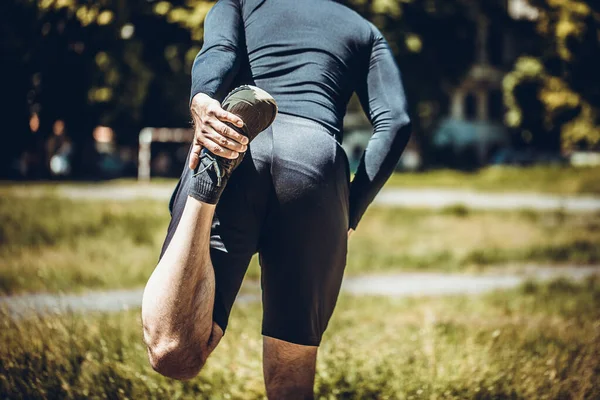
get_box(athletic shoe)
[189,85,278,204]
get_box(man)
[141,0,411,398]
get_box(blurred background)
[1,0,599,398]
[2,0,600,179]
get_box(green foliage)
[531,0,600,108]
[4,0,498,173]
[342,0,481,139]
[4,0,599,176]
[1,0,216,176]
[505,0,600,150]
[1,278,599,398]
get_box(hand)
[189,93,248,170]
[348,228,354,238]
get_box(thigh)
[161,131,273,332]
[259,115,350,346]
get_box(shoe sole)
[221,85,278,142]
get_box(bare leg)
[141,197,222,380]
[263,336,318,400]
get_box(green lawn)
[1,192,600,294]
[1,278,599,399]
[386,165,600,194]
[349,206,600,274]
[0,195,167,294]
[2,165,600,197]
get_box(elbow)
[392,110,411,129]
[377,108,411,136]
[390,112,412,143]
[372,110,412,149]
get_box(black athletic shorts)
[160,113,350,346]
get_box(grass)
[2,191,600,294]
[3,165,600,197]
[348,206,600,274]
[385,165,600,195]
[1,277,599,399]
[0,195,167,294]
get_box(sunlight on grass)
[1,191,600,294]
[1,278,598,398]
[0,196,168,294]
[385,165,600,194]
[347,207,600,274]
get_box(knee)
[146,340,207,380]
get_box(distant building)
[508,0,539,20]
[433,0,539,167]
[450,0,537,124]
[342,0,540,170]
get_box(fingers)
[188,143,202,170]
[208,119,249,146]
[196,134,240,160]
[211,107,244,129]
[204,126,247,153]
[192,95,244,128]
[202,141,240,160]
[189,98,248,164]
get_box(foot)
[189,85,277,204]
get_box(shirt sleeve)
[351,26,412,229]
[189,0,244,103]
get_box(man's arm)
[190,0,244,103]
[189,0,247,170]
[352,26,412,229]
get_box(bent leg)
[141,197,222,380]
[263,337,318,400]
[142,137,271,380]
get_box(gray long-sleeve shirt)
[190,0,411,228]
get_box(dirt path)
[376,189,600,211]
[46,186,600,211]
[2,266,598,317]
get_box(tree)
[0,0,214,178]
[505,0,600,150]
[0,0,41,177]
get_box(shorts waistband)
[275,112,335,136]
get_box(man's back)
[191,0,410,228]
[240,0,373,133]
[197,0,380,135]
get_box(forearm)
[190,47,240,104]
[189,0,243,104]
[352,25,411,229]
[348,119,411,229]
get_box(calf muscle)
[263,336,318,399]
